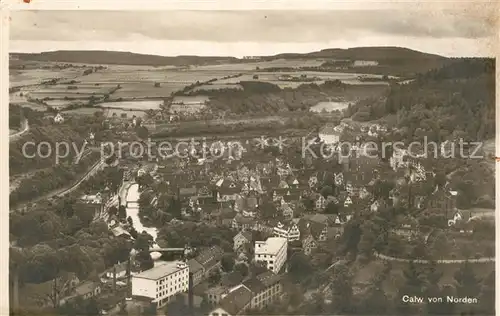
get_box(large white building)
[254,237,287,274]
[132,261,189,308]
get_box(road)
[9,119,29,141]
[374,252,495,264]
[11,143,128,213]
[11,159,105,213]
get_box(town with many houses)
[12,106,490,316]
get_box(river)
[125,183,158,245]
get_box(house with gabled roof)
[217,182,241,202]
[234,196,259,217]
[298,217,328,243]
[233,231,253,252]
[193,246,224,278]
[302,234,318,256]
[315,194,326,211]
[280,202,294,220]
[308,175,318,188]
[344,196,353,208]
[187,259,205,286]
[273,221,300,242]
[209,286,252,316]
[54,112,64,123]
[319,124,341,144]
[232,214,255,231]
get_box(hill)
[347,58,495,142]
[11,47,445,68]
[10,50,238,67]
[267,46,445,62]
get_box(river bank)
[125,183,158,245]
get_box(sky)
[9,10,497,57]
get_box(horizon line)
[8,45,448,59]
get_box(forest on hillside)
[347,58,495,143]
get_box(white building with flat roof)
[254,237,287,274]
[132,261,189,308]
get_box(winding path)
[374,252,495,264]
[9,119,29,141]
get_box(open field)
[172,95,209,103]
[9,102,47,111]
[63,107,147,118]
[214,71,389,88]
[109,82,186,99]
[194,58,325,71]
[9,68,83,87]
[193,83,243,91]
[98,100,162,110]
[310,101,351,112]
[77,68,237,83]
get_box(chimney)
[188,272,194,316]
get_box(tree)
[134,232,154,252]
[127,216,133,227]
[394,261,428,315]
[136,251,154,271]
[372,180,394,201]
[324,201,338,214]
[320,185,333,198]
[362,283,390,314]
[477,270,495,315]
[234,263,249,277]
[329,262,353,313]
[258,201,277,220]
[108,206,118,217]
[426,284,456,315]
[289,253,313,284]
[118,205,127,220]
[454,261,481,298]
[385,234,405,257]
[136,126,149,140]
[429,231,449,260]
[208,268,221,286]
[221,254,235,272]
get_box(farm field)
[77,68,237,84]
[215,71,389,88]
[171,95,209,113]
[194,58,325,71]
[10,102,47,111]
[98,100,162,110]
[29,92,107,99]
[310,101,351,112]
[109,82,186,99]
[172,95,210,104]
[63,107,147,118]
[192,83,243,91]
[9,68,83,87]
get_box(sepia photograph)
[7,5,497,316]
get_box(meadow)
[194,58,325,71]
[98,100,163,110]
[9,68,82,88]
[10,60,389,114]
[63,107,147,118]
